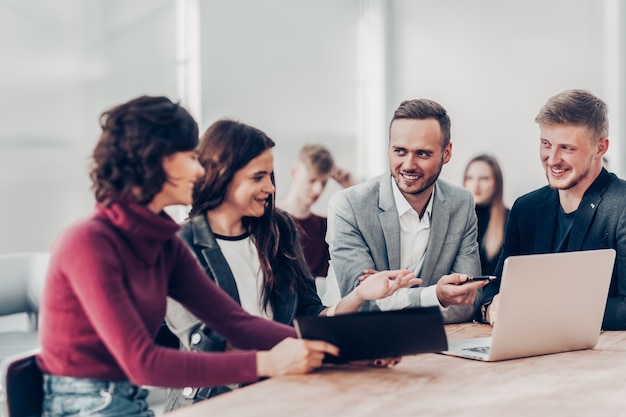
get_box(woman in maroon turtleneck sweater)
[37,96,338,416]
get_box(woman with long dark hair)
[37,97,341,416]
[165,119,419,411]
[463,154,509,275]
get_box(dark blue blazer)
[483,169,626,330]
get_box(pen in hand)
[467,275,496,281]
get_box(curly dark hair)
[191,119,311,310]
[90,95,199,206]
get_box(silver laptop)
[443,249,616,361]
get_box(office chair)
[0,252,50,361]
[0,349,43,417]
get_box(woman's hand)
[354,269,422,301]
[349,357,402,368]
[328,269,421,316]
[256,338,339,377]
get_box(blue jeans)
[42,374,155,417]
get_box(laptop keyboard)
[463,345,490,354]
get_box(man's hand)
[486,294,500,326]
[331,166,355,188]
[435,273,488,308]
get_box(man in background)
[279,144,354,284]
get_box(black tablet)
[294,306,448,363]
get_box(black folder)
[293,306,448,363]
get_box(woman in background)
[165,119,419,411]
[37,96,340,417]
[463,154,509,276]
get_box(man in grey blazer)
[325,98,486,324]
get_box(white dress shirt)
[375,177,444,310]
[322,177,446,310]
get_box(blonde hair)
[298,144,334,176]
[535,89,608,140]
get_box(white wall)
[391,0,619,206]
[0,0,179,252]
[0,0,623,253]
[197,0,361,211]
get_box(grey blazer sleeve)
[327,189,384,299]
[440,193,482,323]
[415,181,481,323]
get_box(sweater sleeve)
[59,227,294,389]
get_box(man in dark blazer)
[324,98,486,324]
[481,89,626,330]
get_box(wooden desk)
[167,323,626,416]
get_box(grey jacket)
[327,173,481,323]
[164,213,324,411]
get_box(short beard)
[393,164,442,196]
[545,168,589,191]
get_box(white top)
[215,233,274,319]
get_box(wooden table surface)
[167,323,626,417]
